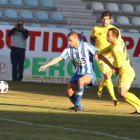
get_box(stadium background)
[0,0,140,88]
[0,1,140,140]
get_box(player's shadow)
[0,103,96,113]
[6,81,140,103]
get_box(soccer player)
[39,31,97,112]
[95,28,140,115]
[90,11,120,106]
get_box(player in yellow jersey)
[95,28,140,115]
[90,11,120,106]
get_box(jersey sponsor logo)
[73,57,86,66]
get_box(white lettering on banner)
[0,26,140,87]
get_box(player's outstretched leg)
[124,92,140,115]
[105,79,120,106]
[74,87,84,112]
[98,62,119,106]
[74,74,92,112]
[66,82,78,110]
[68,93,76,110]
[97,78,106,97]
[68,93,76,104]
[68,93,83,110]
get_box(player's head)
[67,31,79,48]
[107,28,119,43]
[101,11,112,27]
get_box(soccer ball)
[0,81,9,94]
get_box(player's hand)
[112,67,119,75]
[94,53,99,61]
[38,65,46,72]
[112,69,116,76]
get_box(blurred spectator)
[8,20,28,81]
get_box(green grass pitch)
[0,81,140,140]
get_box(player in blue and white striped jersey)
[60,40,97,76]
[39,31,98,112]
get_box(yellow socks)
[98,78,106,91]
[105,79,117,101]
[125,92,140,113]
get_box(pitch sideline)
[0,118,136,140]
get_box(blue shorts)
[69,73,96,88]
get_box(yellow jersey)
[91,24,121,51]
[98,39,132,71]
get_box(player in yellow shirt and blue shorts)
[95,28,140,115]
[90,11,120,106]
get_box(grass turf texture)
[0,81,140,140]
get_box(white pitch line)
[0,118,136,140]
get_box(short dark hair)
[67,31,79,39]
[108,28,119,38]
[101,11,112,19]
[17,20,24,24]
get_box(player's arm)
[98,46,111,55]
[94,53,112,67]
[94,45,118,74]
[95,53,119,75]
[38,56,62,72]
[112,50,122,68]
[94,46,110,60]
[94,46,111,61]
[94,46,111,60]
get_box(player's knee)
[119,92,126,99]
[78,78,84,87]
[120,94,125,99]
[119,88,127,99]
[66,90,73,97]
[104,72,111,79]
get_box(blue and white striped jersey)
[60,41,97,75]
